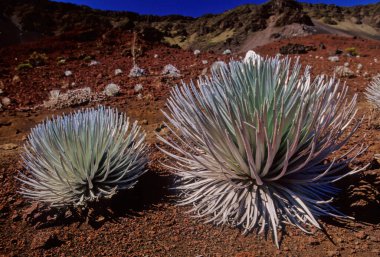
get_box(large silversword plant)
[19,106,147,207]
[158,54,366,247]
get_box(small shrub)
[18,106,147,207]
[345,47,358,57]
[82,55,93,62]
[16,62,33,71]
[56,56,66,65]
[159,53,366,247]
[28,51,48,66]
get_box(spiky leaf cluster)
[365,77,380,109]
[158,54,365,247]
[19,106,147,207]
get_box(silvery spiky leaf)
[244,50,262,63]
[158,54,366,247]
[365,77,380,109]
[18,106,147,207]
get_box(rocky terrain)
[1,0,379,50]
[0,27,379,255]
[0,0,380,256]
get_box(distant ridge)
[0,0,379,50]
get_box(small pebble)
[1,97,11,106]
[64,70,72,77]
[114,69,123,76]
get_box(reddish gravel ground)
[0,33,379,256]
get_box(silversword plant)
[158,53,366,247]
[365,77,380,159]
[162,64,181,78]
[19,106,147,207]
[365,77,380,109]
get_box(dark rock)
[279,43,316,54]
[319,43,326,49]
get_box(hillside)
[303,2,380,40]
[1,0,379,51]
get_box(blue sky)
[54,0,379,17]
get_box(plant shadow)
[28,169,177,230]
[323,166,380,226]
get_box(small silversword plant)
[158,52,366,247]
[19,106,147,207]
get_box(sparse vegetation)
[15,62,33,71]
[28,51,48,66]
[83,55,93,62]
[346,47,358,56]
[15,52,48,71]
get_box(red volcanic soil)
[0,33,379,256]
